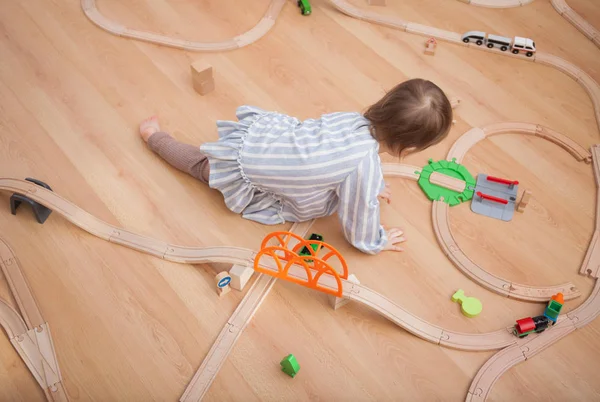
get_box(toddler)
[139,78,453,255]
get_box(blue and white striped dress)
[200,105,388,254]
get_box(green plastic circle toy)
[417,158,476,206]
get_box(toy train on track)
[461,31,536,57]
[513,293,564,337]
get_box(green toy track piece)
[417,158,476,206]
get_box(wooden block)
[328,274,360,310]
[516,190,531,212]
[191,60,214,95]
[229,264,254,291]
[367,0,386,5]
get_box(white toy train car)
[461,31,536,57]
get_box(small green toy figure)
[280,354,300,378]
[297,0,312,15]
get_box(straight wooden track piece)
[432,200,580,302]
[0,239,44,328]
[80,0,286,52]
[466,0,532,7]
[429,172,467,192]
[580,145,600,278]
[179,222,313,401]
[405,23,463,44]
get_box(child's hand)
[383,228,405,252]
[378,183,392,204]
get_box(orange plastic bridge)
[253,232,348,297]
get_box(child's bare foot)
[139,116,160,142]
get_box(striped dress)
[200,105,388,254]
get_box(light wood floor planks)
[1,0,600,400]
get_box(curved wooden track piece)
[0,299,28,339]
[447,122,592,164]
[465,344,525,401]
[80,0,286,52]
[0,238,68,401]
[551,0,600,48]
[381,164,421,181]
[457,0,532,8]
[580,145,600,278]
[432,200,580,302]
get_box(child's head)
[364,78,453,157]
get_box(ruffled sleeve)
[336,147,387,254]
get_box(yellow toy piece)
[452,289,482,318]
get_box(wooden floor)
[1,0,600,400]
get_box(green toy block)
[545,300,562,320]
[417,158,476,206]
[452,289,482,318]
[280,354,300,378]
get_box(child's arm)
[336,148,403,254]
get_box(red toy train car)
[513,293,564,338]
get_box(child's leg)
[140,116,209,183]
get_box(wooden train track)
[432,200,580,302]
[0,238,68,402]
[80,0,286,52]
[447,123,592,164]
[456,0,533,7]
[466,144,600,401]
[9,2,598,401]
[551,0,600,48]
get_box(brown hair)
[363,79,453,157]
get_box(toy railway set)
[1,1,599,402]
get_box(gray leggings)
[147,132,210,184]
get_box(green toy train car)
[297,0,311,15]
[299,233,322,261]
